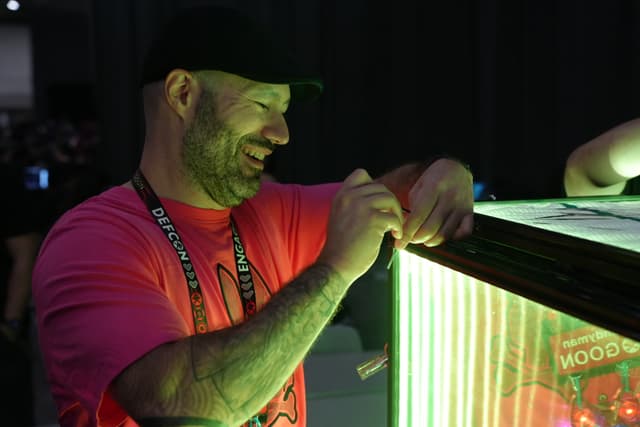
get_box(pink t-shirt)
[32,181,339,427]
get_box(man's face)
[182,87,276,208]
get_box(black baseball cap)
[140,6,323,102]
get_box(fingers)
[395,195,437,249]
[452,213,474,240]
[342,168,375,188]
[340,167,472,252]
[421,210,464,247]
[393,159,474,249]
[395,208,474,249]
[319,169,406,282]
[339,169,404,237]
[395,196,444,249]
[371,211,404,238]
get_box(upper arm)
[33,217,190,420]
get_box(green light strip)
[454,270,466,426]
[432,264,451,425]
[490,286,508,427]
[462,274,477,427]
[395,250,579,426]
[480,278,492,427]
[420,259,430,425]
[397,251,409,427]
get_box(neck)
[127,141,226,210]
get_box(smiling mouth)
[241,145,272,171]
[241,143,273,161]
[243,147,266,161]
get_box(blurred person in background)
[0,114,106,425]
[0,162,42,427]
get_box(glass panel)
[392,250,640,427]
[475,197,640,252]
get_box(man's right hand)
[317,168,404,284]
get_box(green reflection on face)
[183,87,267,207]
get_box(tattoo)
[113,263,349,425]
[188,262,348,415]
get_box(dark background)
[2,3,640,419]
[4,0,640,200]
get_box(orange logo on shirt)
[217,262,299,426]
[266,375,298,425]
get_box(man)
[33,6,474,427]
[564,118,640,196]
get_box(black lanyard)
[131,170,257,333]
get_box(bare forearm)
[113,262,349,425]
[192,262,346,415]
[606,119,640,179]
[375,162,425,207]
[376,158,471,208]
[4,233,40,322]
[4,262,34,321]
[565,120,640,196]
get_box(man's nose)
[262,113,290,146]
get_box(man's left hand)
[396,158,474,249]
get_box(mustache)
[242,137,275,152]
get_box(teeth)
[245,148,265,160]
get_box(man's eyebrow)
[247,86,290,107]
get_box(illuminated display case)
[389,196,640,427]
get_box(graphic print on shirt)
[217,263,299,426]
[266,375,297,425]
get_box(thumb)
[343,168,373,188]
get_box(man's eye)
[255,101,269,111]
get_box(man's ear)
[164,69,196,120]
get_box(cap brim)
[141,6,324,103]
[289,79,323,102]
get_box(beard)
[182,89,273,208]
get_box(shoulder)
[33,186,163,296]
[49,186,145,231]
[246,181,340,208]
[37,186,155,267]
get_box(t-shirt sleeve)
[252,182,340,275]
[32,213,191,419]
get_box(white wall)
[0,25,33,109]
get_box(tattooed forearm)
[191,263,347,413]
[112,262,350,426]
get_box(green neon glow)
[391,250,640,427]
[481,283,493,427]
[396,251,409,427]
[462,273,477,427]
[454,272,466,426]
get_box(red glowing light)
[571,407,597,427]
[618,395,640,423]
